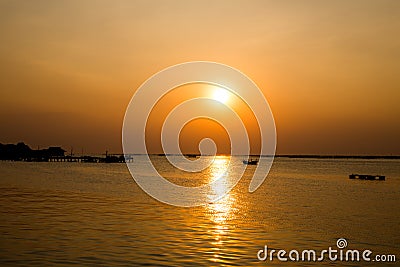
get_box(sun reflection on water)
[205,156,238,263]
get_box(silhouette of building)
[0,142,65,161]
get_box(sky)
[0,0,399,155]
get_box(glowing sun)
[212,89,230,104]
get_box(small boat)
[243,159,258,165]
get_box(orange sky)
[0,0,399,155]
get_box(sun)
[212,89,230,104]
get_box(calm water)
[0,157,399,266]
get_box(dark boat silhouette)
[243,159,258,165]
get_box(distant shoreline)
[273,155,400,159]
[1,142,399,162]
[151,154,400,159]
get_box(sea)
[0,156,399,266]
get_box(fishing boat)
[243,159,258,165]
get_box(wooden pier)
[24,154,133,163]
[349,174,385,181]
[0,142,134,163]
[47,155,134,163]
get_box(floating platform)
[349,174,385,181]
